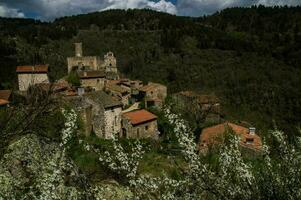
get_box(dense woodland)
[0,6,301,136]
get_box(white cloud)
[0,4,25,18]
[0,0,301,20]
[102,0,177,14]
[176,0,301,16]
[257,0,301,6]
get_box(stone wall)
[145,83,167,102]
[80,78,105,91]
[172,92,221,124]
[79,105,93,136]
[18,73,49,91]
[67,56,103,73]
[104,107,122,138]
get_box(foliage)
[83,107,301,199]
[66,71,81,87]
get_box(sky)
[0,0,300,21]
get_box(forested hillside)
[0,6,300,135]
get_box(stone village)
[0,43,263,153]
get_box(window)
[145,126,148,131]
[246,138,254,144]
[114,116,117,126]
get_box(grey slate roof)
[85,91,122,109]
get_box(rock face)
[0,134,87,199]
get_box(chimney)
[78,87,85,96]
[75,43,83,57]
[249,127,256,135]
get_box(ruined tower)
[75,43,83,57]
[104,52,117,73]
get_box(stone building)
[78,71,106,91]
[85,91,123,139]
[66,91,123,138]
[139,82,167,108]
[172,91,221,124]
[16,65,49,91]
[199,122,262,154]
[67,43,103,73]
[67,43,119,80]
[121,109,159,139]
[105,83,130,107]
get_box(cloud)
[0,0,300,20]
[256,0,301,6]
[102,0,177,14]
[176,0,301,16]
[0,4,25,18]
[0,0,176,20]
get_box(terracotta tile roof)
[16,65,48,73]
[78,71,105,79]
[0,90,12,101]
[0,99,9,106]
[123,109,157,126]
[199,122,262,151]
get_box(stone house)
[172,91,221,124]
[0,90,12,107]
[139,82,167,108]
[16,65,49,91]
[66,91,123,138]
[78,71,106,91]
[85,91,123,139]
[121,109,159,139]
[199,122,262,154]
[105,83,130,107]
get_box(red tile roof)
[0,90,12,101]
[0,99,9,106]
[123,109,157,126]
[16,65,48,73]
[199,122,262,151]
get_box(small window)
[97,79,100,83]
[145,126,148,131]
[114,116,117,126]
[246,138,254,144]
